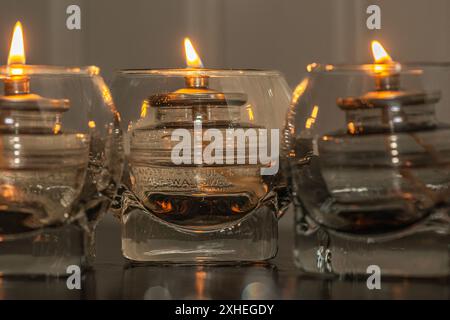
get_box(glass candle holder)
[112,69,291,263]
[286,63,450,277]
[0,65,123,276]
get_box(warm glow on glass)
[0,184,17,200]
[7,21,26,76]
[306,63,318,73]
[140,101,148,118]
[371,41,392,64]
[156,200,173,212]
[195,269,207,299]
[311,105,319,118]
[246,105,254,121]
[184,38,203,68]
[53,123,62,134]
[101,85,113,105]
[88,121,96,129]
[291,78,309,105]
[348,122,356,135]
[305,105,319,129]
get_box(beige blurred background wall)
[0,0,450,86]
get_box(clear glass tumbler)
[0,65,123,276]
[112,69,291,263]
[286,62,450,277]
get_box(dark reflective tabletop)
[1,216,449,300]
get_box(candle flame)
[371,40,392,64]
[7,21,26,76]
[184,38,203,68]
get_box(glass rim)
[306,62,450,74]
[116,68,284,78]
[0,65,100,77]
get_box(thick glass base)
[0,222,92,277]
[294,207,450,278]
[122,206,278,263]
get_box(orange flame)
[184,38,203,68]
[371,41,392,64]
[7,21,26,76]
